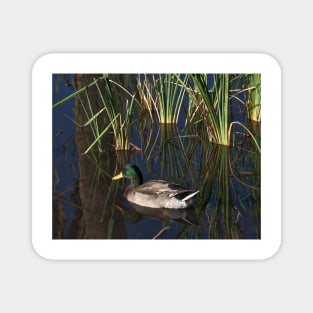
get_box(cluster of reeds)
[53,73,261,154]
[53,74,139,153]
[136,74,188,124]
[177,74,231,145]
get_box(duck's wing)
[134,180,170,195]
[138,180,196,198]
[128,180,199,209]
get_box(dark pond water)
[52,74,260,239]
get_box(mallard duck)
[112,164,199,209]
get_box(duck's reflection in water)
[129,203,199,226]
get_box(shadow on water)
[52,74,260,239]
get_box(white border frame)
[32,53,281,260]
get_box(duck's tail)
[182,190,199,202]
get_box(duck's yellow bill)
[112,172,123,180]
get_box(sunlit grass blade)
[64,107,106,128]
[82,114,120,155]
[136,74,158,123]
[214,74,230,145]
[180,74,231,146]
[246,74,261,122]
[94,77,130,150]
[189,74,221,143]
[138,74,186,124]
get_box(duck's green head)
[112,164,143,187]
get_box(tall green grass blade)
[82,114,120,155]
[64,107,106,128]
[214,74,230,145]
[94,79,121,148]
[247,74,261,122]
[190,74,221,143]
[52,75,107,108]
